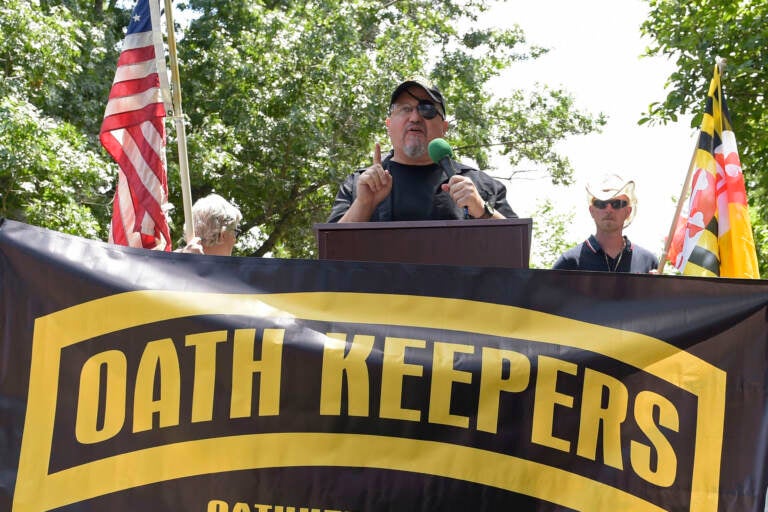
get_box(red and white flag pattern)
[100,0,172,250]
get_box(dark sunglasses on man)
[592,198,628,210]
[389,100,443,120]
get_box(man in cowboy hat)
[552,173,658,273]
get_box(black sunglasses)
[234,226,243,238]
[390,100,443,120]
[415,100,441,119]
[592,198,628,210]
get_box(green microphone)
[428,137,454,177]
[428,138,469,219]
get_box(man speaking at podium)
[327,78,517,223]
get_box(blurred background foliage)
[2,0,765,271]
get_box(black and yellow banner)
[1,219,768,512]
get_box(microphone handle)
[438,156,455,179]
[438,156,470,219]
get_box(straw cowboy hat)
[585,173,637,228]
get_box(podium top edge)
[313,218,532,232]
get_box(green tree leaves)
[1,0,604,257]
[529,199,576,269]
[0,95,112,237]
[642,0,768,274]
[176,0,603,256]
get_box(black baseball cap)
[389,78,446,117]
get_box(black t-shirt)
[327,152,518,222]
[388,161,444,221]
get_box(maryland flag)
[666,63,759,278]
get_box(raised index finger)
[373,142,382,167]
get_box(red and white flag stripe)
[100,0,172,251]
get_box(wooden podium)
[314,218,532,269]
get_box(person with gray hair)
[178,193,242,256]
[552,174,658,273]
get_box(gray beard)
[403,140,427,159]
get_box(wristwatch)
[480,201,495,219]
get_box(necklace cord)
[604,251,623,272]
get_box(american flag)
[100,0,172,251]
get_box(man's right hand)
[357,143,392,207]
[339,143,392,222]
[177,236,205,254]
